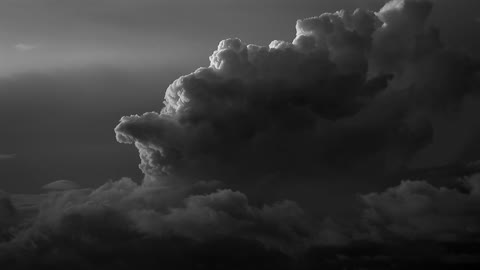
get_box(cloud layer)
[0,178,317,269]
[3,172,480,268]
[360,174,480,243]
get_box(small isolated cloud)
[14,43,36,52]
[0,154,15,160]
[42,180,80,191]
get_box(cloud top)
[115,0,478,183]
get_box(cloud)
[115,0,478,183]
[0,154,15,160]
[13,43,36,52]
[0,177,317,269]
[360,174,480,243]
[0,191,15,221]
[42,180,80,191]
[0,191,17,242]
[1,0,480,269]
[4,175,480,269]
[131,189,314,249]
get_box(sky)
[1,0,480,269]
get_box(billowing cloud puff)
[0,175,322,269]
[5,177,313,253]
[373,0,478,108]
[132,189,313,249]
[9,174,480,269]
[360,174,480,242]
[115,0,478,181]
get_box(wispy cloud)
[14,43,36,51]
[42,179,80,191]
[0,153,16,160]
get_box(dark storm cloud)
[2,178,315,251]
[115,0,478,182]
[359,174,480,242]
[0,178,321,270]
[1,0,480,269]
[4,174,480,269]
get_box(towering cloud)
[1,0,480,269]
[115,0,478,182]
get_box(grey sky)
[0,0,478,73]
[0,0,387,74]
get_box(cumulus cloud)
[360,174,480,243]
[115,0,478,182]
[1,0,480,269]
[0,177,317,269]
[131,189,313,249]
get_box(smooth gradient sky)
[0,0,479,195]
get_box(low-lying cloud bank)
[360,175,480,243]
[1,0,480,269]
[2,173,480,269]
[0,178,315,269]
